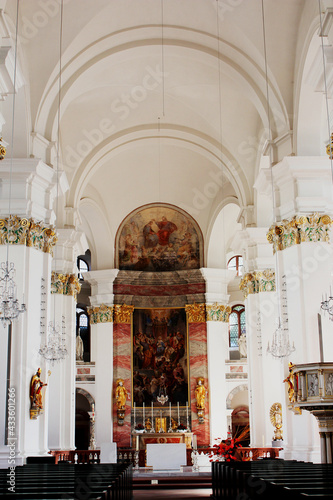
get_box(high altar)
[133,432,193,450]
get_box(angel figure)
[270,402,283,441]
[115,379,127,410]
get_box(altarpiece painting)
[132,308,188,408]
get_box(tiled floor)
[133,488,212,499]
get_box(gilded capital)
[267,213,332,253]
[185,303,206,323]
[88,304,114,324]
[51,272,81,301]
[206,303,232,322]
[0,216,57,255]
[240,269,275,299]
[113,304,134,324]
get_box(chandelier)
[267,318,295,359]
[39,316,67,364]
[0,261,26,327]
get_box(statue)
[115,379,127,410]
[195,377,206,409]
[76,332,84,361]
[238,333,247,358]
[145,418,152,431]
[283,362,296,403]
[270,402,283,441]
[30,368,50,419]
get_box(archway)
[75,389,94,450]
[231,406,250,446]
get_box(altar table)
[133,432,193,450]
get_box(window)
[227,255,244,277]
[229,305,246,348]
[77,258,89,280]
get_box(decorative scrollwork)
[267,213,333,253]
[206,303,232,322]
[240,269,275,299]
[0,216,57,255]
[51,272,81,301]
[185,303,206,323]
[113,304,134,324]
[87,304,114,324]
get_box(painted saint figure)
[154,216,177,246]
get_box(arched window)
[227,255,244,277]
[229,305,246,348]
[77,258,89,280]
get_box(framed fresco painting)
[132,307,189,408]
[115,203,203,272]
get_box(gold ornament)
[113,304,134,324]
[270,402,283,441]
[185,303,206,323]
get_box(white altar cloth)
[146,443,187,470]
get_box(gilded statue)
[30,368,50,419]
[270,402,283,441]
[283,362,296,403]
[195,377,206,409]
[115,379,127,410]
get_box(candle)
[134,402,136,421]
[151,401,153,418]
[186,401,188,420]
[177,402,180,423]
[169,402,171,420]
[160,410,162,431]
[143,402,145,427]
[193,435,197,450]
[136,436,139,451]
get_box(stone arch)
[76,387,95,411]
[226,384,248,410]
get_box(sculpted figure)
[30,368,48,412]
[115,379,127,410]
[195,377,206,409]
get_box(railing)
[198,446,282,461]
[50,446,280,466]
[50,449,100,464]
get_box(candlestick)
[134,402,136,427]
[143,402,145,430]
[177,401,180,425]
[168,402,173,432]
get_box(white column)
[0,159,68,462]
[201,268,235,445]
[85,270,119,445]
[48,229,87,451]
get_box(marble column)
[85,268,119,447]
[112,304,134,448]
[185,303,209,446]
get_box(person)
[154,216,177,246]
[115,379,128,410]
[195,377,206,409]
[30,368,48,410]
[143,220,158,248]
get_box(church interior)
[1,0,333,497]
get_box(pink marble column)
[113,305,133,447]
[186,304,210,446]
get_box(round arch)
[226,384,248,410]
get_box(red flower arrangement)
[209,426,249,462]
